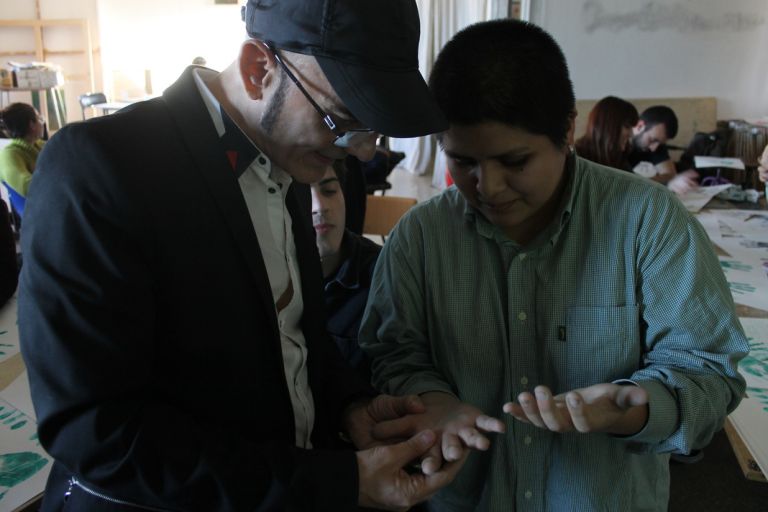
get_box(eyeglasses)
[266,43,374,148]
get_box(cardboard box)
[9,64,63,89]
[16,75,42,89]
[0,69,12,88]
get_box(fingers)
[395,430,437,463]
[441,431,465,462]
[420,441,443,476]
[371,415,417,441]
[357,430,440,510]
[564,391,590,433]
[476,414,506,434]
[416,453,468,501]
[533,387,572,432]
[503,387,573,433]
[502,401,530,423]
[368,394,425,423]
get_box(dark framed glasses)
[266,43,374,148]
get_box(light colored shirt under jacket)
[193,68,315,448]
[360,155,748,512]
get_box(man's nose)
[344,133,378,161]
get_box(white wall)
[532,0,768,121]
[97,0,245,100]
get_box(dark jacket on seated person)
[324,230,381,381]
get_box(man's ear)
[239,39,276,100]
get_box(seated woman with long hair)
[575,96,638,171]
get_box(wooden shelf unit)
[0,18,96,92]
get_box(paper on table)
[694,211,723,244]
[0,296,20,364]
[694,156,746,170]
[718,255,768,312]
[729,317,768,476]
[0,397,50,512]
[679,184,733,213]
[1,372,35,422]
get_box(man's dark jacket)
[19,67,370,512]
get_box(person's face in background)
[444,120,572,246]
[632,121,668,152]
[28,110,44,141]
[311,167,346,259]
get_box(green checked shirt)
[360,155,748,512]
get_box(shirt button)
[268,187,277,194]
[520,376,528,386]
[524,435,532,445]
[525,490,532,499]
[518,311,527,321]
[519,253,526,261]
[258,157,267,165]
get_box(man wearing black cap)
[18,1,467,511]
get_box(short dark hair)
[429,19,575,147]
[0,103,37,139]
[639,105,678,139]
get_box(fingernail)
[535,389,547,400]
[420,431,435,443]
[567,395,580,407]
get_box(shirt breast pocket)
[564,305,641,390]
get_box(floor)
[386,166,442,203]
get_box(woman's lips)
[314,223,333,235]
[480,199,517,213]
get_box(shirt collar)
[192,68,290,187]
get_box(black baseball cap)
[242,0,447,138]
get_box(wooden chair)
[363,195,417,242]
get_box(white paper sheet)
[0,297,19,364]
[729,318,768,476]
[694,156,746,170]
[679,184,733,212]
[0,372,35,422]
[0,397,50,512]
[718,255,768,312]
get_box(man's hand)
[667,169,699,195]
[357,430,466,511]
[503,383,649,436]
[370,392,505,475]
[343,394,426,450]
